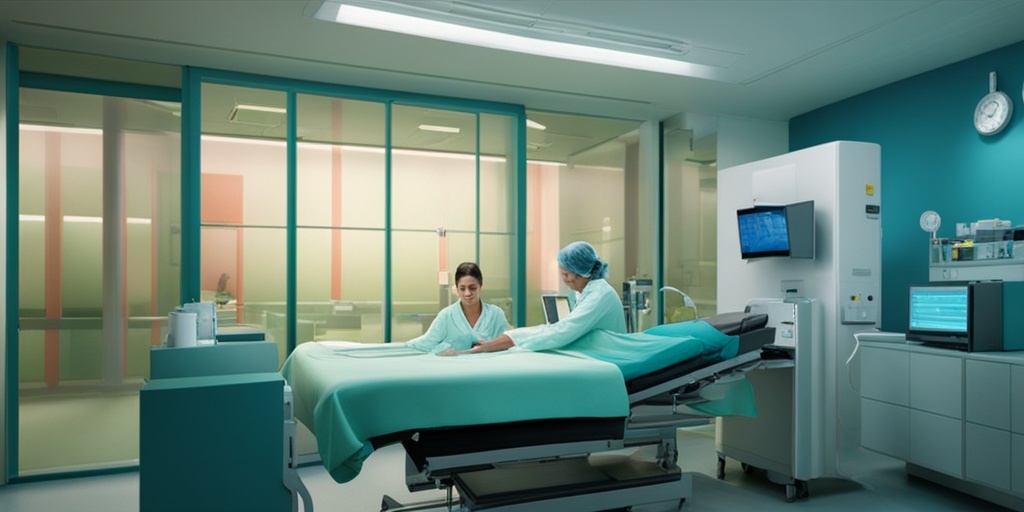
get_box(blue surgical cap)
[557,241,608,279]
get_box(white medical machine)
[715,141,882,499]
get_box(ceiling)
[4,0,1024,162]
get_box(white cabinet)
[966,360,1010,429]
[1013,365,1024,434]
[1013,434,1024,495]
[909,409,962,477]
[861,399,908,459]
[964,360,1012,489]
[907,352,962,477]
[860,346,908,459]
[861,346,908,405]
[909,352,961,419]
[859,341,1024,508]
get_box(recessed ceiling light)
[526,119,547,131]
[228,104,287,126]
[418,124,461,133]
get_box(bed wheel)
[716,456,726,480]
[785,479,809,502]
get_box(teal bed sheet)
[281,343,630,484]
[564,319,739,380]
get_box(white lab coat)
[507,278,626,351]
[406,301,509,353]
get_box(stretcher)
[281,312,774,512]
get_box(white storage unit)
[859,339,1024,510]
[716,140,882,498]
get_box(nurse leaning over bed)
[466,241,626,354]
[405,261,510,354]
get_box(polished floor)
[0,424,1015,511]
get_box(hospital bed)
[281,311,775,511]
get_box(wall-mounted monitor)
[736,200,815,260]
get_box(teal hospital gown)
[507,278,626,351]
[406,301,510,353]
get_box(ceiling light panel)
[315,1,725,79]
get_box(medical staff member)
[470,241,625,353]
[407,262,510,354]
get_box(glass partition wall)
[523,111,644,327]
[17,87,181,475]
[661,124,718,320]
[198,78,520,360]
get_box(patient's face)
[455,276,482,308]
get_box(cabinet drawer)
[965,422,1011,491]
[910,352,962,418]
[1014,434,1024,495]
[966,360,1010,429]
[909,409,962,478]
[861,346,908,405]
[1013,366,1024,434]
[861,398,908,459]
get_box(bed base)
[382,317,774,512]
[384,455,690,512]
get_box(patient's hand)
[435,348,460,357]
[469,334,515,353]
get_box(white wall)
[717,116,788,170]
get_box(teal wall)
[791,40,1024,332]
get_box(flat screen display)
[737,205,790,259]
[907,283,968,341]
[541,295,571,324]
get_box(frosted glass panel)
[662,127,717,320]
[200,84,287,345]
[296,95,385,229]
[479,113,513,233]
[391,104,477,232]
[18,88,181,475]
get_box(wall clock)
[974,71,1012,136]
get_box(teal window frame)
[185,67,526,353]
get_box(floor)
[0,424,1014,511]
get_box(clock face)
[974,91,1012,135]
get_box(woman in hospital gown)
[406,262,509,354]
[470,241,626,353]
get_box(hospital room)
[3,1,1024,511]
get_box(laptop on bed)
[541,295,572,324]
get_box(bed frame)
[380,312,775,512]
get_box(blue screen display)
[737,206,790,258]
[908,285,968,332]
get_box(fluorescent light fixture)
[228,104,287,126]
[328,4,720,79]
[19,214,151,225]
[526,119,547,131]
[418,124,461,134]
[232,104,286,114]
